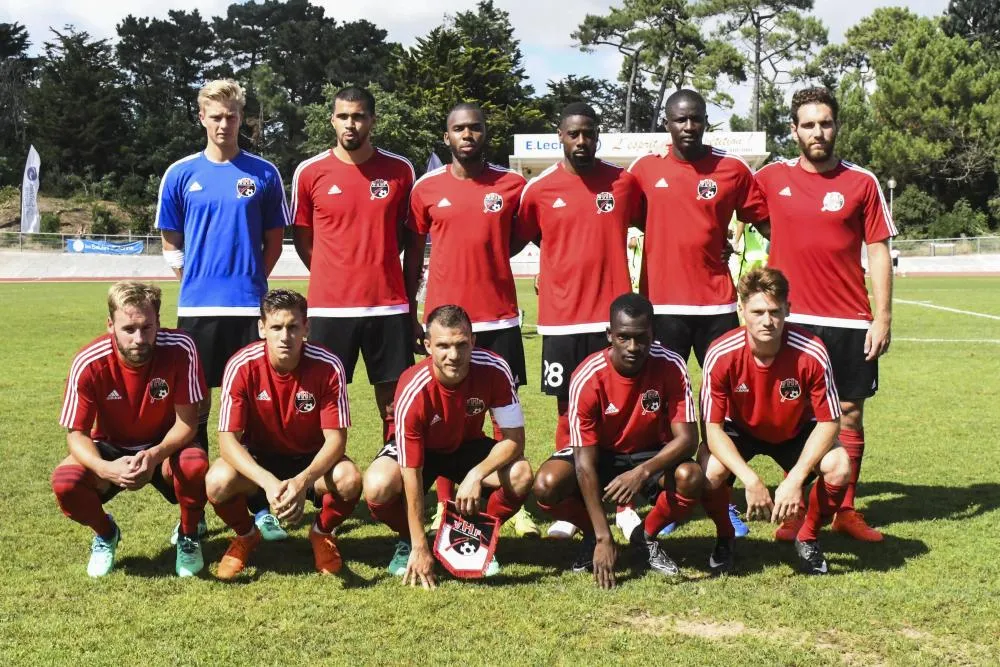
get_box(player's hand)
[745,480,774,521]
[411,315,427,355]
[533,274,540,295]
[593,538,617,590]
[403,544,437,590]
[603,468,649,505]
[273,477,307,525]
[771,479,803,524]
[865,316,891,361]
[101,457,139,489]
[455,472,483,516]
[264,479,288,513]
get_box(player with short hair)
[156,78,289,541]
[51,282,209,577]
[206,289,359,578]
[291,85,419,446]
[363,305,533,588]
[755,86,895,542]
[532,293,701,589]
[701,267,851,575]
[408,102,537,537]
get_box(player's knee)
[177,447,209,479]
[51,464,87,501]
[824,448,852,487]
[509,459,534,496]
[674,461,704,497]
[362,466,399,505]
[840,402,864,431]
[334,461,363,502]
[532,468,562,505]
[204,462,236,504]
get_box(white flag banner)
[21,145,41,234]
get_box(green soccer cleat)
[175,535,204,577]
[87,519,120,578]
[170,518,208,546]
[388,540,411,576]
[430,502,444,534]
[255,512,289,542]
[512,507,540,537]
[485,556,500,577]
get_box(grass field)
[1,276,999,665]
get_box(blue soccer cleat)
[730,504,750,538]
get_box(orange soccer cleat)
[774,516,805,542]
[832,510,884,542]
[216,528,262,580]
[310,527,343,574]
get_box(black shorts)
[250,450,337,504]
[94,441,179,504]
[654,312,740,368]
[308,313,413,385]
[375,437,497,494]
[796,323,878,400]
[177,315,260,388]
[547,447,666,501]
[540,332,609,400]
[725,421,817,485]
[474,325,527,389]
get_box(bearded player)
[755,87,895,542]
[52,282,209,577]
[206,289,360,579]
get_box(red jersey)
[59,329,206,450]
[393,349,523,468]
[755,158,896,328]
[561,344,695,454]
[291,148,415,316]
[628,147,768,313]
[701,325,841,444]
[218,341,350,456]
[409,163,525,330]
[517,160,640,334]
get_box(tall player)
[291,86,418,443]
[408,102,537,537]
[156,79,289,542]
[51,282,208,577]
[701,267,851,574]
[517,102,644,538]
[206,289,360,578]
[755,87,895,542]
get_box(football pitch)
[1,276,998,665]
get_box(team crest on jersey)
[369,178,390,200]
[596,192,615,214]
[465,397,486,416]
[295,390,316,413]
[640,389,661,414]
[236,177,256,198]
[697,178,718,200]
[822,191,845,212]
[483,192,504,213]
[148,378,169,401]
[779,378,802,401]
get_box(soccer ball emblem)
[466,397,486,416]
[369,179,390,200]
[697,179,718,200]
[822,191,845,212]
[596,192,615,213]
[779,378,802,401]
[236,177,256,198]
[149,378,169,401]
[456,540,479,556]
[641,389,661,413]
[483,192,504,213]
[295,390,316,413]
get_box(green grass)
[1,277,999,665]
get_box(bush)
[892,185,944,238]
[40,212,61,233]
[930,199,990,238]
[90,204,122,235]
[0,185,18,207]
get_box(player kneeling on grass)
[364,305,533,588]
[700,267,851,575]
[533,293,701,589]
[52,281,209,578]
[206,289,361,579]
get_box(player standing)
[156,79,289,541]
[51,282,208,577]
[755,87,895,542]
[291,86,418,444]
[532,293,701,589]
[701,267,851,574]
[206,289,360,578]
[364,305,533,585]
[408,102,537,537]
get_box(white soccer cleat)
[615,507,642,539]
[547,520,579,539]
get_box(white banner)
[20,145,41,234]
[513,132,767,159]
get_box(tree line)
[1,0,998,238]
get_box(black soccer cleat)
[794,538,829,575]
[571,534,596,573]
[631,529,680,577]
[709,538,735,576]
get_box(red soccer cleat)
[774,516,804,542]
[216,528,262,580]
[832,510,884,542]
[310,527,343,574]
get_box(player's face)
[741,292,788,344]
[331,99,374,152]
[792,103,838,163]
[107,304,159,368]
[259,308,308,367]
[425,322,474,386]
[558,115,598,170]
[445,109,487,163]
[665,99,707,152]
[607,312,652,377]
[199,100,241,150]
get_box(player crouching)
[364,305,533,589]
[52,282,209,577]
[701,267,851,575]
[533,294,702,589]
[206,289,361,578]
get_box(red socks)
[212,493,254,536]
[51,464,115,538]
[797,479,847,541]
[643,489,697,537]
[435,477,454,505]
[316,491,358,533]
[537,496,593,534]
[703,485,735,540]
[367,498,410,538]
[555,401,570,450]
[170,447,208,536]
[486,486,527,523]
[839,429,865,511]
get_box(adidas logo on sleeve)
[188,181,203,193]
[327,184,342,195]
[604,402,619,415]
[257,390,271,401]
[735,383,750,393]
[437,198,452,208]
[106,389,122,400]
[654,178,669,188]
[552,198,567,208]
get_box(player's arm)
[603,421,697,505]
[262,227,284,278]
[575,445,617,589]
[865,239,893,361]
[772,420,840,523]
[402,228,427,352]
[454,425,525,516]
[400,464,437,590]
[705,421,772,520]
[218,430,283,508]
[161,230,184,279]
[66,430,141,489]
[509,221,529,257]
[273,427,347,524]
[292,226,313,269]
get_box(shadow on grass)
[859,481,1000,527]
